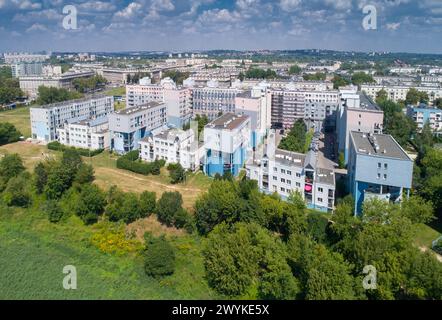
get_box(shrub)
[47,141,103,157]
[45,200,64,223]
[155,191,184,227]
[139,191,156,217]
[91,222,143,255]
[0,122,21,146]
[143,235,175,278]
[116,151,165,176]
[3,174,32,207]
[167,163,186,184]
[75,184,106,225]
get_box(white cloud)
[280,0,301,12]
[12,0,42,10]
[386,22,401,30]
[13,9,62,22]
[115,2,143,19]
[26,23,48,33]
[79,1,117,12]
[151,0,175,11]
[324,0,352,11]
[198,9,241,24]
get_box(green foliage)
[332,75,350,89]
[116,151,164,176]
[0,69,23,104]
[75,184,106,225]
[105,190,143,224]
[72,75,107,93]
[155,191,191,229]
[3,173,32,207]
[303,72,326,81]
[73,163,95,186]
[288,65,302,75]
[203,222,298,298]
[0,123,22,145]
[162,70,190,85]
[279,119,308,153]
[33,162,48,194]
[36,86,83,105]
[245,68,278,79]
[338,152,345,169]
[405,88,429,105]
[0,153,25,190]
[144,234,176,278]
[45,200,64,223]
[139,191,156,217]
[351,72,375,86]
[47,141,103,157]
[167,163,186,184]
[44,163,72,200]
[418,149,442,219]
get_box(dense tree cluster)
[143,233,176,278]
[162,70,191,85]
[303,72,326,81]
[332,75,350,89]
[0,67,24,105]
[0,123,22,146]
[405,88,429,106]
[36,86,83,105]
[72,75,107,93]
[245,68,278,79]
[278,119,311,153]
[288,65,302,75]
[351,72,375,87]
[116,150,164,175]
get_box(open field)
[0,203,219,299]
[0,107,31,137]
[104,87,126,97]
[0,142,211,210]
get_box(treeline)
[47,141,103,157]
[243,68,278,79]
[36,86,83,105]
[0,66,24,105]
[116,150,165,176]
[72,75,107,93]
[193,175,441,299]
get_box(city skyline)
[0,0,441,54]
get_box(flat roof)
[274,149,306,167]
[206,113,250,130]
[316,168,335,186]
[350,131,412,161]
[73,116,108,127]
[114,101,164,115]
[357,92,381,111]
[31,94,110,110]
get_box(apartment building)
[203,113,251,177]
[348,131,413,215]
[337,90,384,164]
[30,95,114,142]
[246,134,335,212]
[126,77,192,128]
[4,52,50,64]
[102,68,142,85]
[361,84,442,104]
[235,86,272,149]
[57,117,109,150]
[406,103,442,132]
[192,85,240,120]
[11,62,43,78]
[139,128,204,171]
[20,70,95,98]
[108,102,167,154]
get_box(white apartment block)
[57,117,109,150]
[126,77,192,128]
[139,128,204,171]
[192,85,240,120]
[247,137,335,212]
[4,52,50,64]
[30,95,114,142]
[108,102,167,154]
[361,84,442,104]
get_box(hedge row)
[47,141,104,157]
[116,150,165,176]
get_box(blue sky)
[0,0,441,53]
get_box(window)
[318,197,323,202]
[296,182,301,187]
[281,178,286,183]
[318,187,323,193]
[287,180,291,185]
[274,167,278,172]
[377,173,381,179]
[281,169,286,174]
[273,176,277,181]
[378,163,381,169]
[296,173,301,178]
[384,163,388,169]
[384,174,387,180]
[287,170,292,175]
[281,187,286,193]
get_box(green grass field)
[0,107,31,137]
[0,201,219,300]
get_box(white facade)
[57,117,109,150]
[361,84,442,104]
[30,95,114,142]
[139,128,203,171]
[4,53,50,64]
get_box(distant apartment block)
[20,70,95,98]
[11,62,43,78]
[30,95,114,142]
[361,84,442,104]
[126,77,192,128]
[4,52,50,64]
[406,103,442,133]
[139,128,204,171]
[348,132,413,215]
[57,117,109,150]
[203,113,251,177]
[108,102,167,154]
[336,89,384,164]
[247,133,335,212]
[102,68,143,85]
[192,85,240,120]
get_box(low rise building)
[204,113,251,177]
[348,131,413,215]
[30,95,114,142]
[406,103,442,132]
[108,102,167,154]
[139,128,204,171]
[57,117,109,150]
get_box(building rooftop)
[114,102,164,115]
[31,94,111,110]
[316,168,335,186]
[274,149,306,167]
[357,92,381,111]
[73,116,108,127]
[206,113,250,131]
[350,131,412,161]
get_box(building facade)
[108,102,167,154]
[348,131,413,215]
[203,113,251,177]
[361,84,442,104]
[30,95,114,142]
[57,117,109,150]
[192,86,240,120]
[406,104,442,132]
